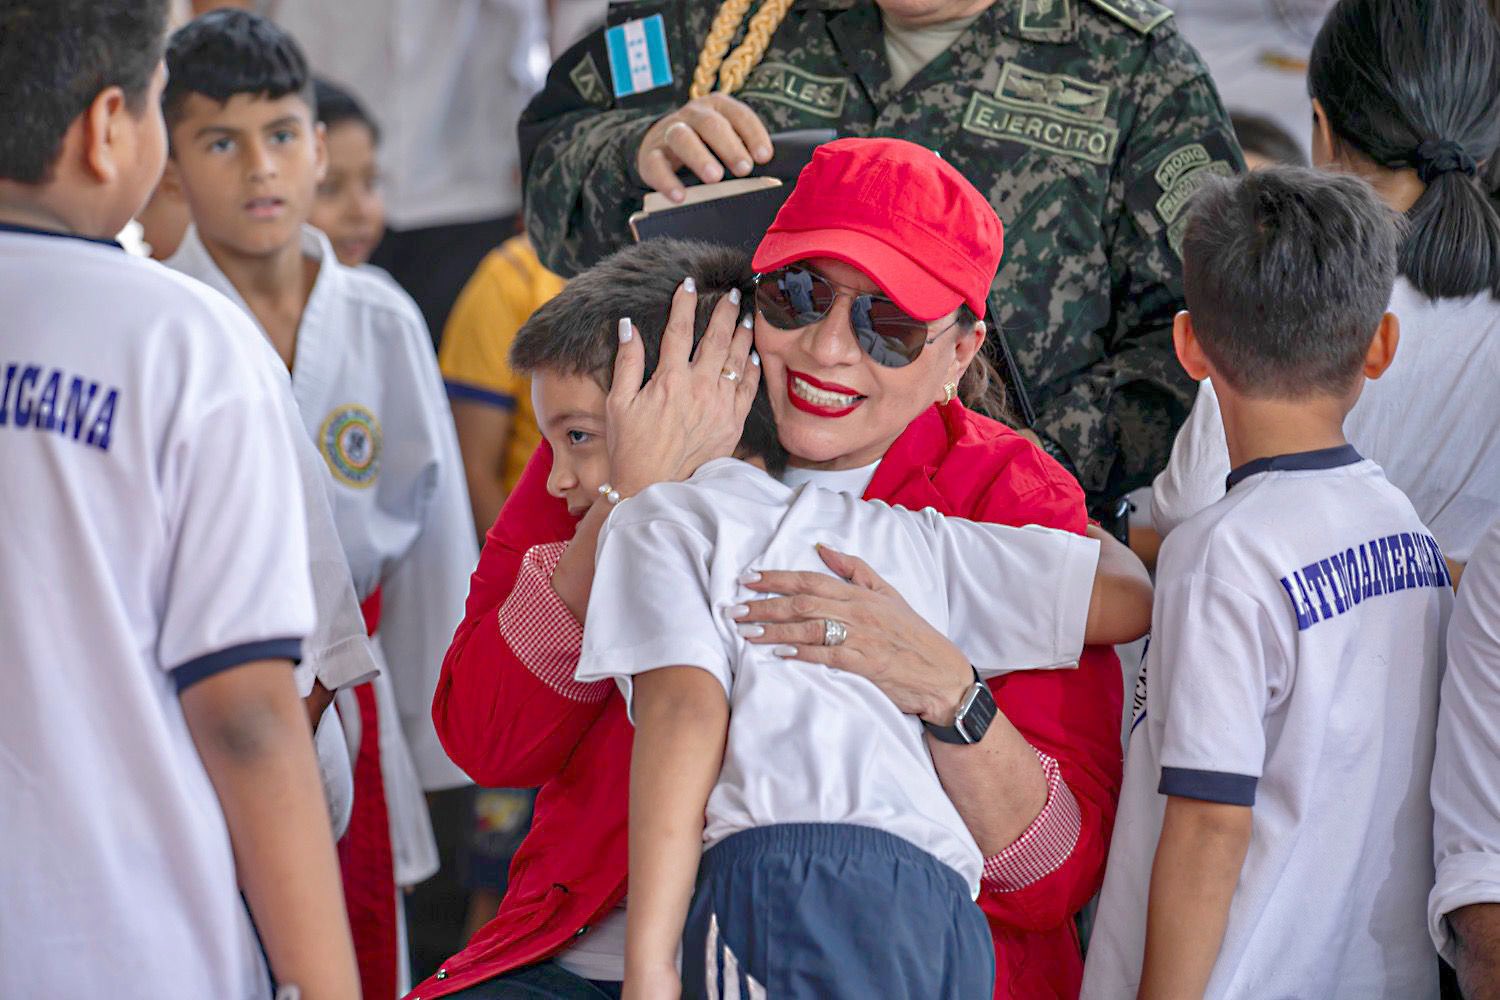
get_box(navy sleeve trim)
[445,380,518,410]
[172,638,303,692]
[1158,766,1258,806]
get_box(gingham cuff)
[981,748,1082,892]
[496,542,610,704]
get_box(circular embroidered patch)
[318,404,382,488]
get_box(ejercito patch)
[963,91,1119,165]
[319,404,382,488]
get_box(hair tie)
[1414,139,1477,184]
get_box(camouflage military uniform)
[518,0,1243,508]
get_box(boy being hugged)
[1083,167,1452,999]
[0,1,357,997]
[159,10,477,996]
[506,239,1152,1000]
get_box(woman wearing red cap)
[419,138,1129,1000]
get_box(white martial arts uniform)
[576,458,1099,896]
[0,226,315,998]
[1085,446,1450,999]
[168,225,478,890]
[1152,278,1500,563]
[1430,514,1500,961]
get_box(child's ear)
[82,85,131,185]
[1362,311,1400,380]
[1172,310,1211,381]
[157,158,184,200]
[313,120,329,184]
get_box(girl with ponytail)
[1152,0,1500,569]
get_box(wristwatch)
[922,667,997,745]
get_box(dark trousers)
[684,823,995,1000]
[444,962,621,999]
[369,214,519,349]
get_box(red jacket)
[413,404,1124,1000]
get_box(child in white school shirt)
[0,1,357,996]
[1083,169,1452,999]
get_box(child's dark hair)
[163,9,314,132]
[1181,167,1399,399]
[0,0,169,184]
[315,78,381,145]
[511,239,787,475]
[1308,0,1500,300]
[1230,112,1306,168]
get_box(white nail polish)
[773,645,798,657]
[618,317,632,343]
[725,604,750,618]
[738,571,762,584]
[740,313,755,329]
[750,350,761,366]
[736,624,765,639]
[728,287,741,305]
[683,276,696,293]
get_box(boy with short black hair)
[0,1,356,996]
[160,11,478,996]
[509,239,1152,999]
[1082,167,1453,999]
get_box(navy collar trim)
[0,222,123,250]
[1225,444,1364,491]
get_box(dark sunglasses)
[752,264,960,368]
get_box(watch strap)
[923,667,996,745]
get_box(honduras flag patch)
[605,14,673,99]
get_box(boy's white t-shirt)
[1152,278,1500,561]
[1430,513,1500,960]
[0,229,316,998]
[1084,448,1451,1000]
[575,458,1099,896]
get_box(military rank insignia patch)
[570,52,611,107]
[320,403,382,488]
[962,63,1118,165]
[1084,0,1173,33]
[605,14,673,99]
[1019,0,1074,36]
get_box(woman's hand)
[607,278,761,496]
[730,544,974,724]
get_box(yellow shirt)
[439,236,566,494]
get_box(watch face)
[956,682,998,743]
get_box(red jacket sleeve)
[431,443,609,788]
[973,464,1125,932]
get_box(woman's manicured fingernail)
[735,159,752,175]
[618,317,633,343]
[683,276,696,294]
[773,645,798,657]
[750,349,761,365]
[728,287,741,305]
[669,188,686,203]
[725,604,750,619]
[741,313,755,329]
[755,145,773,161]
[738,571,762,584]
[736,624,765,638]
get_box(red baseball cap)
[752,137,1004,322]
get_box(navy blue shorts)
[682,823,994,1000]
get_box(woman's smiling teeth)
[790,375,862,408]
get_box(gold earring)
[941,382,958,405]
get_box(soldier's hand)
[636,94,774,202]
